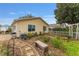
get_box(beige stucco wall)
[12,19,49,37]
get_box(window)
[28,25,35,31]
[43,26,47,32]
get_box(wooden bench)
[35,40,48,55]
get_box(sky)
[0,3,56,25]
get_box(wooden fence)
[52,31,69,37]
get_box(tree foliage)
[55,3,79,24]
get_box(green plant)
[51,37,64,49]
[43,36,49,43]
[39,31,42,35]
[0,43,9,56]
[63,41,79,56]
[27,32,34,39]
[37,35,50,43]
[51,36,79,56]
[34,32,38,36]
[55,4,79,24]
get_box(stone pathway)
[7,39,39,56]
[0,34,39,56]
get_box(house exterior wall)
[12,19,49,37]
[0,26,1,32]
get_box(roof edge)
[11,17,49,26]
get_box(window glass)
[28,25,35,31]
[32,25,35,31]
[43,26,47,32]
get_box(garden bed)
[0,34,79,56]
[32,35,79,56]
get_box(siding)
[12,18,49,36]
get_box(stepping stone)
[25,47,31,51]
[26,51,34,56]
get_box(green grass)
[0,44,7,55]
[0,43,10,56]
[51,36,79,56]
[64,41,79,56]
[37,35,50,43]
[51,37,64,49]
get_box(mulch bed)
[24,35,65,56]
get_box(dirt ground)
[0,34,65,56]
[0,34,11,41]
[0,34,39,56]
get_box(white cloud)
[42,15,56,24]
[9,12,16,15]
[0,18,14,25]
[43,15,54,18]
[43,17,56,24]
[42,14,55,18]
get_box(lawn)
[51,36,79,56]
[64,40,79,56]
[37,35,79,56]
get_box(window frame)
[28,24,35,32]
[43,26,47,32]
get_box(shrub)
[39,32,42,35]
[0,43,9,56]
[51,37,64,49]
[34,32,38,36]
[43,36,49,43]
[39,36,49,43]
[27,32,34,39]
[52,27,69,32]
